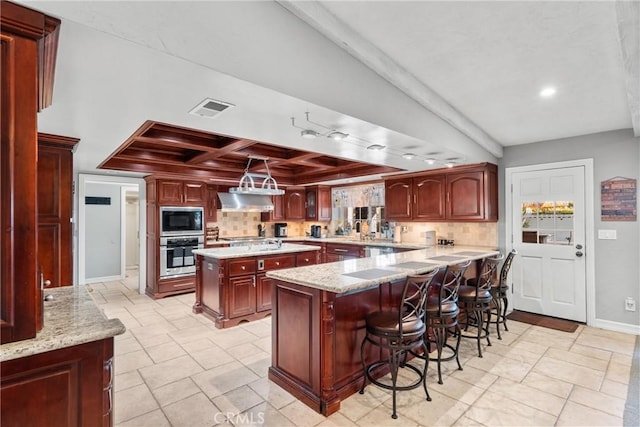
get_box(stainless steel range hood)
[217,192,274,212]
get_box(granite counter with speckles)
[266,245,499,293]
[193,242,321,259]
[0,286,125,362]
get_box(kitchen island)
[193,243,321,328]
[266,245,499,416]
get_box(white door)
[509,164,587,322]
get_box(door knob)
[576,251,583,257]
[44,279,51,286]
[576,244,583,250]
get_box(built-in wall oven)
[160,206,204,237]
[159,235,204,278]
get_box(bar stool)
[359,270,437,419]
[490,249,517,339]
[458,255,503,357]
[412,260,471,385]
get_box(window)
[521,201,574,244]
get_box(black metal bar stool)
[458,254,503,357]
[489,249,517,339]
[359,270,437,419]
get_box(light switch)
[597,229,617,240]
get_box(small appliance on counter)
[274,222,288,238]
[425,230,436,248]
[311,225,322,238]
[258,223,266,237]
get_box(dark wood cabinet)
[261,194,285,222]
[205,184,218,223]
[37,134,78,288]
[0,338,114,427]
[1,1,61,344]
[305,186,331,221]
[384,163,498,222]
[285,187,306,220]
[324,243,363,263]
[194,250,318,328]
[157,179,205,206]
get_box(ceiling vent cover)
[189,98,234,118]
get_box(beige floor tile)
[115,349,154,375]
[171,316,206,330]
[449,365,498,389]
[236,402,296,427]
[180,337,215,354]
[168,325,219,345]
[502,345,544,365]
[488,355,534,382]
[338,386,390,422]
[355,404,416,426]
[431,375,484,405]
[117,408,171,427]
[451,415,485,426]
[212,328,263,350]
[316,412,359,427]
[569,385,626,418]
[520,328,575,351]
[521,371,573,399]
[605,362,632,385]
[382,387,462,426]
[114,383,159,424]
[240,352,271,377]
[533,356,604,390]
[254,336,272,353]
[191,361,260,398]
[190,345,235,370]
[610,351,633,367]
[115,336,143,356]
[248,377,297,410]
[115,370,144,392]
[575,333,635,356]
[151,377,201,407]
[465,392,557,426]
[212,385,264,415]
[599,378,629,399]
[510,339,549,356]
[556,400,623,426]
[489,377,566,416]
[139,355,204,390]
[281,398,330,427]
[546,347,610,371]
[227,342,266,360]
[569,342,612,361]
[145,340,188,363]
[163,393,221,427]
[240,319,272,338]
[579,327,637,344]
[434,401,473,426]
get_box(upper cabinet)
[157,179,206,206]
[385,163,498,222]
[305,186,331,221]
[1,1,61,344]
[285,187,305,220]
[205,184,218,223]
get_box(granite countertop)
[282,236,424,250]
[193,243,321,260]
[266,245,500,294]
[1,286,125,362]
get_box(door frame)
[78,174,146,294]
[505,159,595,326]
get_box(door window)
[521,201,574,245]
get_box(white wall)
[500,129,640,331]
[84,182,122,280]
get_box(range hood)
[217,192,274,212]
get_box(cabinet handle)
[334,248,348,253]
[413,194,416,204]
[241,266,246,270]
[252,276,256,287]
[275,261,280,266]
[304,258,309,262]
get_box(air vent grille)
[189,98,234,118]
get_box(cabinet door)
[183,181,205,204]
[157,180,183,205]
[325,253,342,263]
[384,178,412,220]
[413,175,446,221]
[205,185,218,223]
[305,189,317,220]
[317,186,332,221]
[286,188,305,220]
[261,195,285,222]
[446,170,484,220]
[228,275,256,318]
[256,273,272,312]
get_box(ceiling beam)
[614,1,640,137]
[185,139,257,164]
[278,1,504,157]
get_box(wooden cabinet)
[261,194,285,222]
[205,184,218,223]
[0,338,115,427]
[384,163,498,222]
[325,243,363,263]
[305,186,331,221]
[157,179,205,206]
[1,1,61,344]
[285,187,305,220]
[37,134,78,289]
[194,250,318,328]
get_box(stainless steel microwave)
[160,206,204,236]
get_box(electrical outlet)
[625,297,636,312]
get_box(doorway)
[506,159,595,324]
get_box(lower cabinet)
[0,338,114,427]
[194,250,318,328]
[324,243,363,263]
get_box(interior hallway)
[88,274,637,427]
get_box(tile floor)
[89,273,637,427]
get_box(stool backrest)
[499,249,517,288]
[439,260,471,304]
[474,254,504,295]
[400,269,438,335]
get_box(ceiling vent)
[189,98,234,118]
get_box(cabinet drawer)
[326,244,361,257]
[296,252,318,266]
[261,255,295,271]
[228,259,257,276]
[158,276,195,293]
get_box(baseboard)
[592,318,640,335]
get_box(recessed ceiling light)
[402,153,416,159]
[327,131,348,140]
[424,158,436,165]
[301,129,319,139]
[539,86,557,98]
[367,144,386,150]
